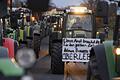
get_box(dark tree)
[80,0,100,12]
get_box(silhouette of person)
[71,17,82,29]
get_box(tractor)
[0,10,36,80]
[49,6,102,74]
[9,7,42,58]
[0,0,50,79]
[87,0,120,80]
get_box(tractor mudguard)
[0,47,8,58]
[91,44,110,80]
[0,41,23,77]
[0,59,24,77]
[103,41,118,79]
[3,38,15,58]
[0,47,24,77]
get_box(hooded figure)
[71,17,82,29]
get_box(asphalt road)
[28,36,87,80]
[29,55,64,80]
[29,36,64,80]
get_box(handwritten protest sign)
[62,38,100,62]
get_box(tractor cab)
[51,14,63,33]
[49,6,101,74]
[47,12,65,41]
[64,7,94,38]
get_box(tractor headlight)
[114,48,120,55]
[16,48,36,69]
[69,32,72,35]
[53,25,57,28]
[59,31,62,33]
[96,32,99,35]
[31,16,35,22]
[70,7,88,14]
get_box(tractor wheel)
[51,42,64,74]
[87,56,101,80]
[33,33,41,58]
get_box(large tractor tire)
[49,32,60,56]
[87,47,102,80]
[33,33,41,58]
[87,55,101,80]
[51,42,64,74]
[87,44,111,80]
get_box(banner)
[62,38,100,62]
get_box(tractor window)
[66,14,92,31]
[65,14,93,38]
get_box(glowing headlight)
[114,48,120,55]
[21,13,24,15]
[59,31,62,33]
[31,16,35,22]
[54,25,57,28]
[96,32,99,35]
[16,48,36,69]
[70,7,88,13]
[24,15,26,18]
[69,32,72,35]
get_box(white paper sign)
[62,38,100,62]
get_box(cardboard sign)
[62,38,100,62]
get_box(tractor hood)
[0,58,24,77]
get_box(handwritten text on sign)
[62,38,100,62]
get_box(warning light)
[69,6,90,14]
[114,48,120,55]
[31,16,35,22]
[54,25,57,28]
[96,32,99,35]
